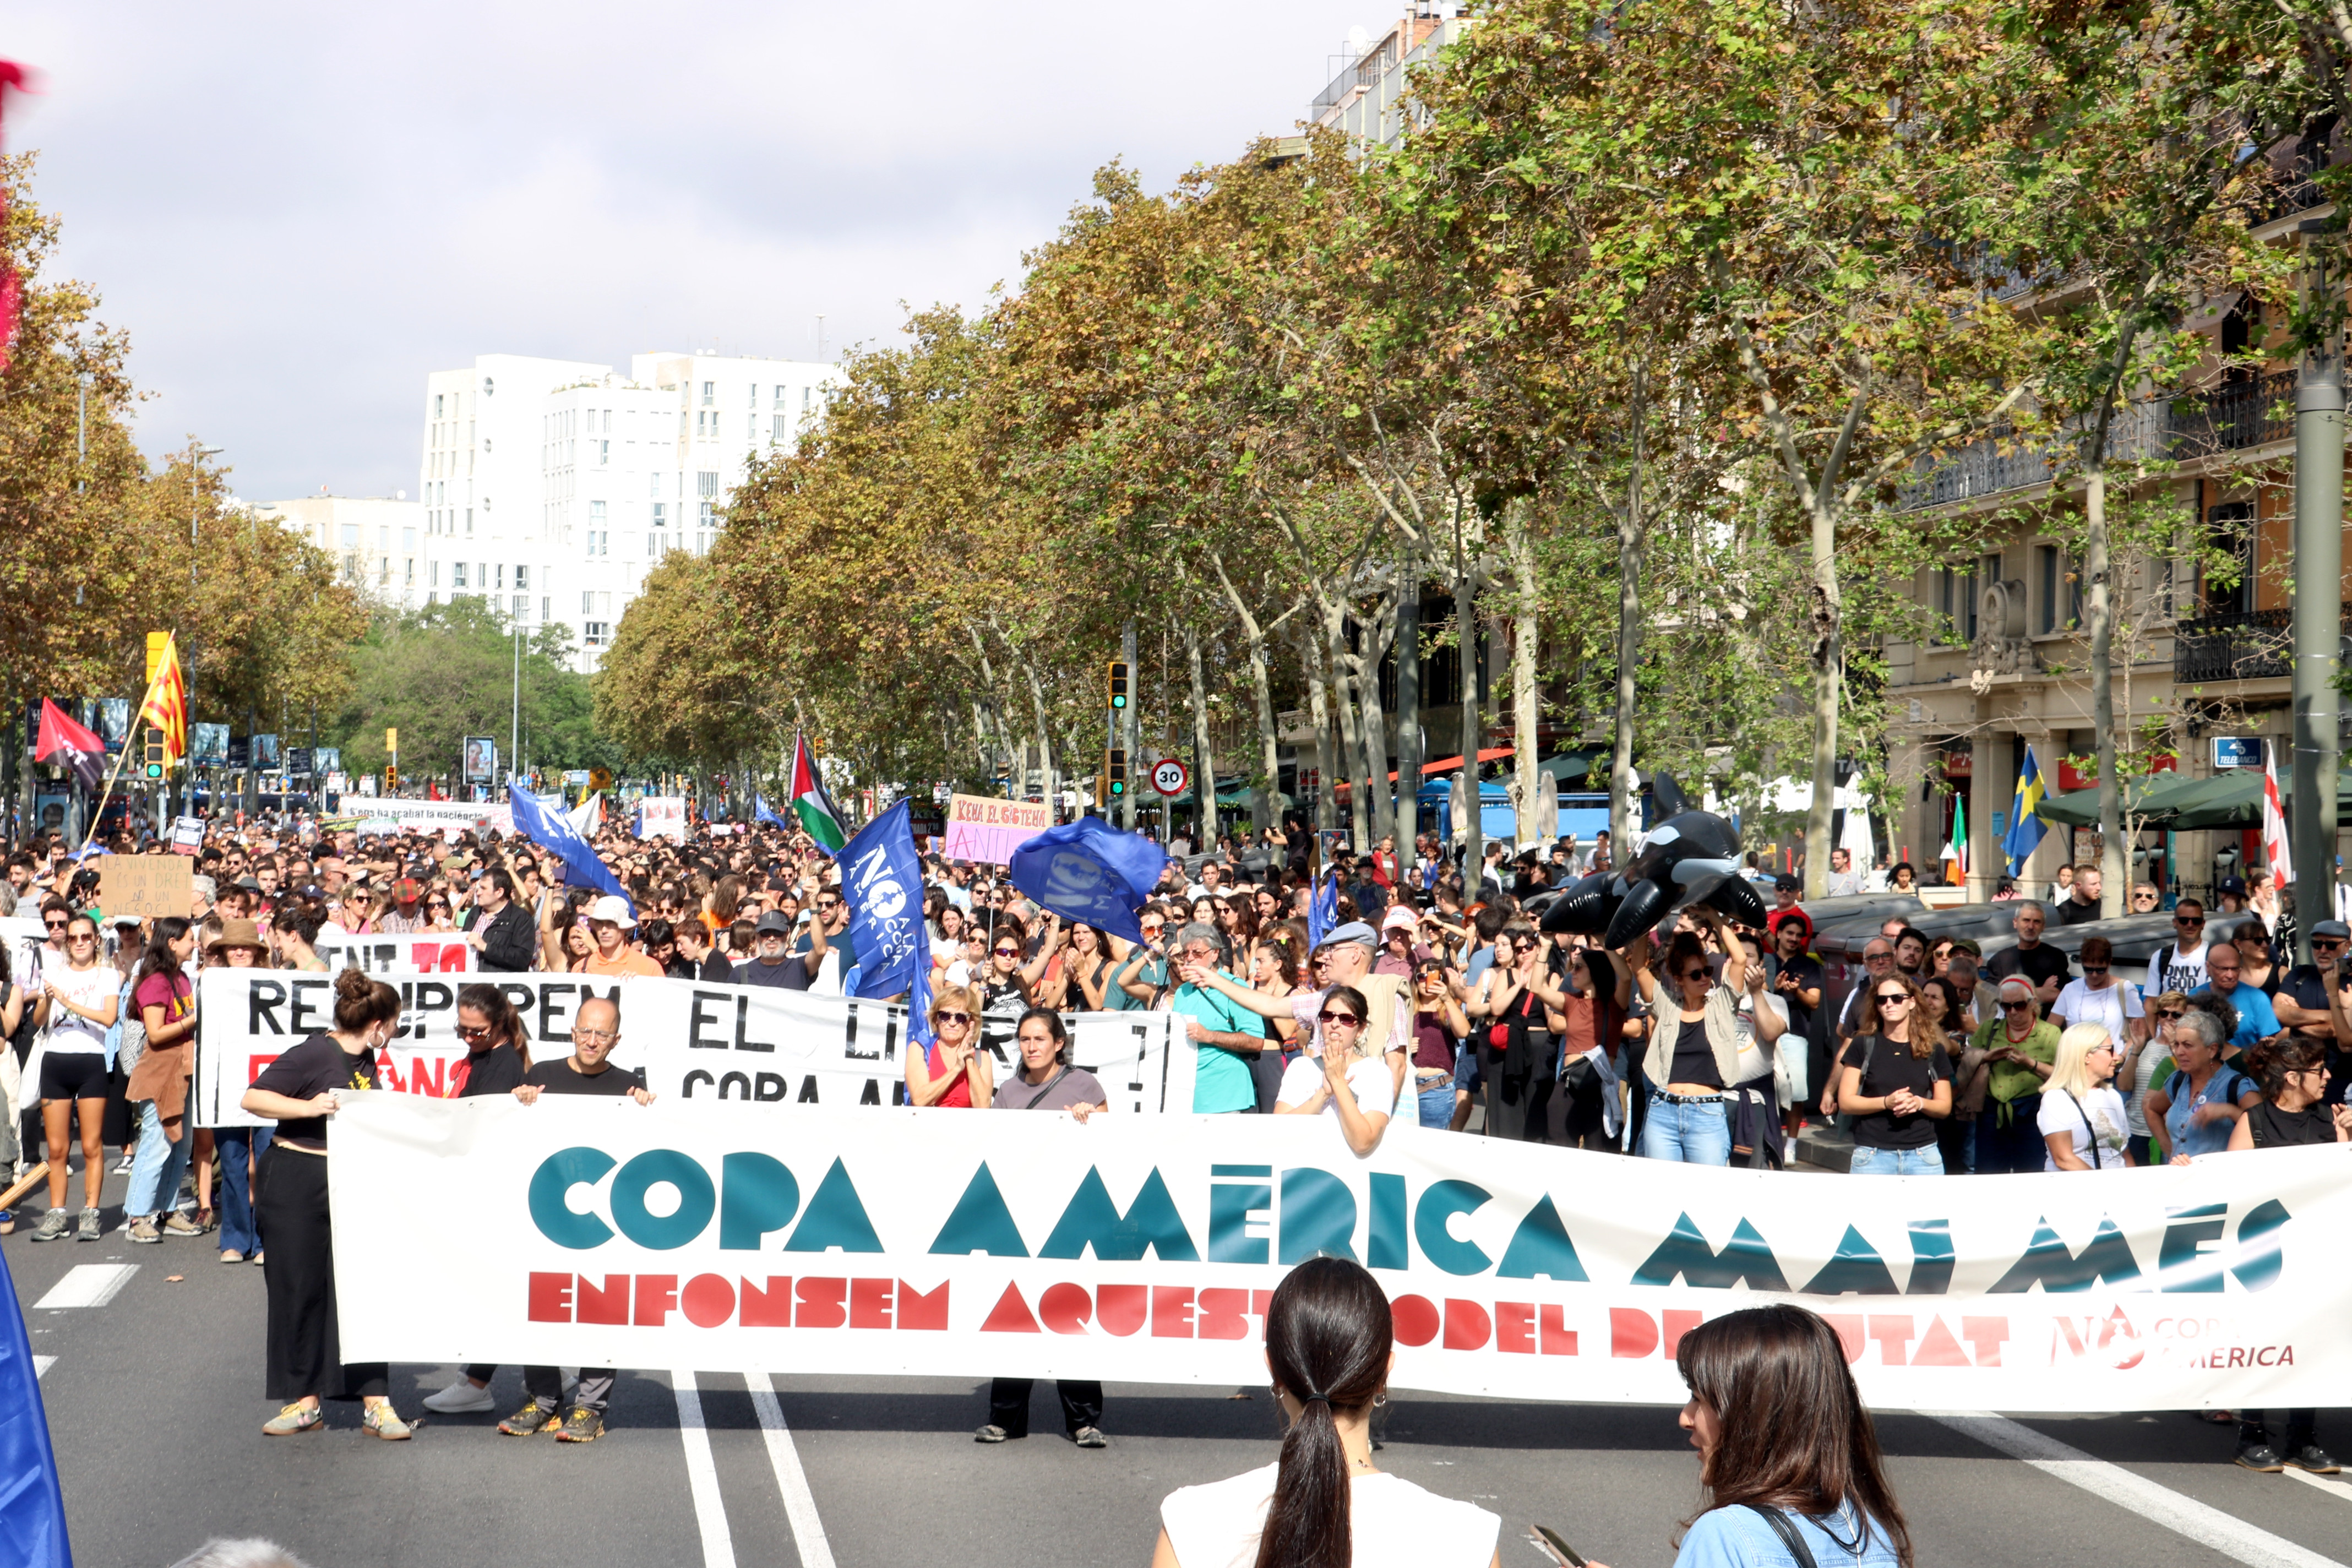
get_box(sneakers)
[29,1208,68,1243]
[553,1406,604,1442]
[361,1402,412,1441]
[423,1379,497,1415]
[162,1211,204,1237]
[499,1402,556,1436]
[126,1217,162,1245]
[1072,1426,1109,1449]
[2285,1444,2342,1474]
[2234,1442,2286,1473]
[263,1402,324,1436]
[973,1424,1011,1444]
[219,1249,244,1265]
[75,1207,101,1242]
[110,1153,133,1174]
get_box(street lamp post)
[179,443,224,831]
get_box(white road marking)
[1932,1412,2346,1568]
[34,1264,137,1309]
[672,1371,737,1568]
[34,1357,55,1379]
[2284,1469,2352,1507]
[744,1373,837,1568]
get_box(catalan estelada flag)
[138,632,187,765]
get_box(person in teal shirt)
[1103,908,1172,1012]
[1168,922,1264,1113]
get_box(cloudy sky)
[6,2,1359,502]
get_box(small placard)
[101,855,194,919]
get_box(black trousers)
[255,1145,385,1402]
[2240,1409,2317,1450]
[989,1377,1102,1438]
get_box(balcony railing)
[2174,602,2352,683]
[1896,370,2295,510]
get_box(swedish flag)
[2003,744,2050,874]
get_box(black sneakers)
[2285,1444,2342,1475]
[2234,1442,2286,1473]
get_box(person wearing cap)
[734,908,823,989]
[1374,905,1425,978]
[204,918,275,1260]
[1967,976,2061,1173]
[2214,874,2250,916]
[2270,919,2352,1041]
[1181,921,1413,1114]
[379,878,427,934]
[580,895,663,977]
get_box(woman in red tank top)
[905,984,993,1108]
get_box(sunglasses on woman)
[2155,1008,2184,1020]
[935,1010,972,1025]
[993,946,1021,959]
[1875,992,1910,1006]
[1319,1009,1360,1025]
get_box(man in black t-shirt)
[1983,903,2070,1016]
[499,997,651,1444]
[2274,919,2350,1043]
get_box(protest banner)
[309,932,475,976]
[943,793,1052,867]
[370,798,515,835]
[193,970,1190,1129]
[99,854,192,919]
[331,1094,2352,1411]
[639,797,688,842]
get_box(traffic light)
[1106,746,1128,797]
[143,734,166,780]
[1106,660,1130,710]
[384,764,399,792]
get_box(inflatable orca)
[1538,771,1766,948]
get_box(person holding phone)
[238,968,411,1439]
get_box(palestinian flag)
[789,731,847,853]
[35,699,104,792]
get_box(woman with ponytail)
[1150,1256,1499,1568]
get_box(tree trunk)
[1326,605,1371,851]
[1182,620,1219,850]
[1609,490,1645,857]
[1505,504,1541,846]
[1395,556,1423,853]
[2087,412,2124,917]
[1299,622,1338,834]
[1457,570,1483,890]
[1209,560,1286,837]
[1349,594,1398,853]
[1803,491,1841,901]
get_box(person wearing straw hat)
[207,917,274,1262]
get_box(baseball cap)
[2217,875,2247,895]
[587,894,636,928]
[394,878,422,902]
[754,910,794,937]
[1947,938,1983,959]
[1381,905,1419,934]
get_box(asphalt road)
[8,1161,2352,1568]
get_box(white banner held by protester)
[193,969,1190,1128]
[331,1096,2352,1412]
[309,933,476,976]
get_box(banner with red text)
[329,1095,2352,1410]
[942,793,1052,866]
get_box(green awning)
[2037,770,2210,827]
[2041,769,2352,830]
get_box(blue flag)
[1008,816,1168,946]
[836,799,933,1048]
[0,1242,72,1567]
[753,793,789,829]
[2003,744,2050,875]
[1308,869,1340,950]
[507,785,632,912]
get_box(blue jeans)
[1640,1092,1730,1164]
[126,1101,193,1218]
[1849,1144,1945,1175]
[1417,1078,1455,1129]
[216,1124,271,1256]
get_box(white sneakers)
[422,1378,496,1414]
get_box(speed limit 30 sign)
[1151,758,1190,797]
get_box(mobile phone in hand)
[1528,1524,1586,1567]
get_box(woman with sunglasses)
[1107,907,1175,1010]
[1466,925,1567,1142]
[906,985,994,1108]
[1968,977,2061,1174]
[421,892,458,933]
[1407,958,1469,1130]
[1050,923,1112,1011]
[1634,907,1785,1164]
[979,915,1053,1021]
[1248,939,1307,1112]
[976,1008,1107,1450]
[1836,974,1952,1175]
[28,914,121,1242]
[2051,935,2147,1050]
[2146,1008,2260,1163]
[1275,985,1394,1155]
[2218,1036,2350,1474]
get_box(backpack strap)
[1741,1505,1821,1568]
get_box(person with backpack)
[2145,1008,2260,1162]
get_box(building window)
[701,380,715,407]
[598,439,609,465]
[584,621,609,646]
[542,596,551,623]
[431,561,440,587]
[591,499,607,522]
[402,528,417,553]
[379,557,391,584]
[341,524,359,547]
[699,500,715,526]
[515,564,529,590]
[483,377,494,396]
[651,501,667,529]
[582,591,595,616]
[513,594,529,621]
[406,558,415,585]
[802,387,812,410]
[772,413,788,443]
[650,472,663,498]
[2204,500,2256,616]
[698,471,718,497]
[434,393,445,418]
[774,384,787,407]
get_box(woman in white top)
[2038,1023,2129,1172]
[29,912,122,1242]
[1273,986,1393,1156]
[2049,935,2146,1047]
[1151,1257,1499,1568]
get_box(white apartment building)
[411,349,845,671]
[254,494,426,599]
[1309,7,1469,149]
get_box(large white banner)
[311,933,475,976]
[330,1096,2352,1411]
[194,970,1190,1128]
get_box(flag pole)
[73,719,143,859]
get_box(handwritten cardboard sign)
[101,855,194,919]
[942,793,1052,867]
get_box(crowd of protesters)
[1,805,2344,1474]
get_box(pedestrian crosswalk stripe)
[34,1264,137,1310]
